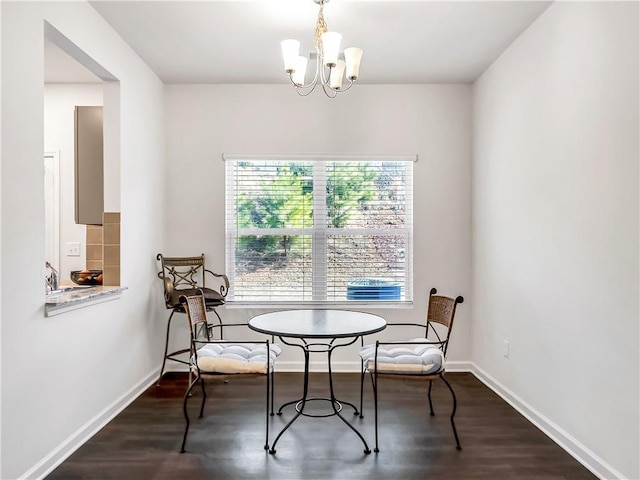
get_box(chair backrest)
[157,253,207,309]
[180,293,212,341]
[425,287,464,357]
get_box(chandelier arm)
[287,72,317,93]
[337,78,355,92]
[319,75,353,95]
[321,83,339,98]
[286,73,299,87]
[296,85,318,97]
[295,75,320,96]
[320,63,332,86]
[292,49,322,92]
[307,51,322,88]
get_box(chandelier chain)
[314,4,328,53]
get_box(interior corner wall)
[472,2,639,479]
[1,2,166,478]
[163,84,473,370]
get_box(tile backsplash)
[84,212,120,286]
[102,212,120,286]
[86,225,103,271]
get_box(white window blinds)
[224,155,414,304]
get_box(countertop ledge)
[45,286,128,317]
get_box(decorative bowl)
[70,269,103,285]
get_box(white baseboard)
[470,363,623,480]
[21,370,158,480]
[445,360,474,372]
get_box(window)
[224,154,414,305]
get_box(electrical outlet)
[65,242,81,257]
[503,340,510,358]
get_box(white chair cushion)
[359,338,444,375]
[194,342,281,374]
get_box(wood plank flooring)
[46,372,597,480]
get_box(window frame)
[223,153,416,308]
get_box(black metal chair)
[156,253,229,386]
[179,292,280,453]
[359,287,464,452]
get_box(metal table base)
[270,336,371,455]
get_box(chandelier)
[280,0,363,98]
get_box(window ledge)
[225,300,413,310]
[45,286,128,317]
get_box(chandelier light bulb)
[281,39,301,73]
[292,56,309,86]
[321,32,342,67]
[329,59,346,90]
[344,47,363,80]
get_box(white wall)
[44,84,103,281]
[1,2,166,478]
[9,1,636,477]
[164,84,473,370]
[472,2,639,479]
[0,3,3,477]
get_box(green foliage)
[236,162,313,255]
[326,162,376,228]
[235,161,377,254]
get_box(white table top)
[248,309,387,339]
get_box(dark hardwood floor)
[47,372,596,480]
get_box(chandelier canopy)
[281,0,363,98]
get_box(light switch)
[66,242,81,257]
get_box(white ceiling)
[45,0,553,85]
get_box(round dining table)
[249,309,387,454]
